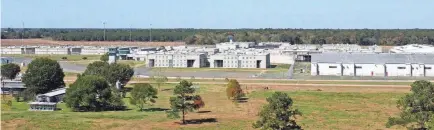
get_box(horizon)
[2,0,434,29]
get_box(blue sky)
[1,0,434,29]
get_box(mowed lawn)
[1,84,407,130]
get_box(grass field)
[1,83,407,130]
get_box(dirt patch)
[1,39,185,47]
[1,119,29,130]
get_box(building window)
[425,67,432,69]
[398,67,406,69]
[355,66,362,69]
[329,66,337,68]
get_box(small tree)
[193,95,205,110]
[175,76,182,82]
[226,79,244,100]
[22,58,65,95]
[1,63,21,80]
[166,80,203,124]
[130,83,158,111]
[386,80,434,130]
[150,75,168,91]
[100,53,109,62]
[253,92,302,130]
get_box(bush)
[226,79,244,100]
[1,99,12,111]
[61,57,67,60]
[82,57,88,60]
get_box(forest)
[2,28,434,46]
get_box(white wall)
[311,63,318,75]
[411,64,425,77]
[0,48,21,54]
[385,64,412,76]
[81,48,107,55]
[313,62,434,77]
[342,63,355,76]
[317,63,342,76]
[35,48,69,54]
[424,64,434,77]
[269,54,295,64]
[353,64,385,76]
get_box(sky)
[1,0,434,29]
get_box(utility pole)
[21,22,25,45]
[129,24,132,42]
[103,22,106,41]
[149,24,152,42]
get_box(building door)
[256,60,262,68]
[149,59,155,67]
[187,60,195,67]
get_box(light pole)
[149,24,152,42]
[21,22,25,45]
[103,22,106,41]
[129,24,132,42]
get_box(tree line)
[2,28,434,46]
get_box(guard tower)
[228,35,234,43]
[108,47,118,64]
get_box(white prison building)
[311,53,434,77]
[208,52,271,68]
[146,52,207,68]
[0,46,108,55]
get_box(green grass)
[3,54,101,61]
[1,84,407,130]
[248,91,405,130]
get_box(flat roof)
[311,53,434,64]
[42,88,66,97]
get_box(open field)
[1,83,407,130]
[1,39,185,47]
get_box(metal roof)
[41,88,66,97]
[0,81,25,89]
[311,53,434,64]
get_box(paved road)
[134,66,257,78]
[9,57,259,78]
[10,57,87,73]
[63,79,411,88]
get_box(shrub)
[82,57,88,60]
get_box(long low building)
[1,46,108,55]
[311,53,434,77]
